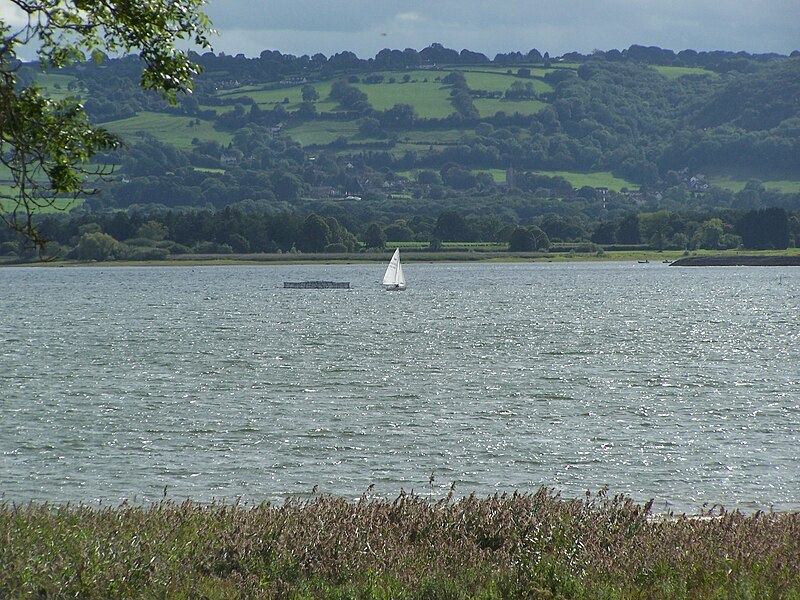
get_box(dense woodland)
[2,43,799,259]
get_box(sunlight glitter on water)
[1,262,798,512]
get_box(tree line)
[1,205,795,262]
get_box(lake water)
[1,262,798,513]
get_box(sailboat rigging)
[382,248,406,291]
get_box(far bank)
[4,248,800,268]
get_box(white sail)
[396,258,405,287]
[382,248,406,290]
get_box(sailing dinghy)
[382,248,406,291]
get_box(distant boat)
[382,248,406,291]
[638,259,649,264]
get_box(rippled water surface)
[1,262,798,512]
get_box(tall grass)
[2,488,799,598]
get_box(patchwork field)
[103,112,233,150]
[211,68,553,122]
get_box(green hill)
[49,47,797,194]
[4,44,798,258]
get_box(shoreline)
[3,249,800,268]
[670,254,800,266]
[2,492,797,516]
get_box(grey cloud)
[202,0,799,58]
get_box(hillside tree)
[1,0,212,253]
[737,207,790,249]
[362,223,386,250]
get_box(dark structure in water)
[283,281,350,289]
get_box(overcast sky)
[0,1,796,61]
[200,0,800,59]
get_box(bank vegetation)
[2,488,799,598]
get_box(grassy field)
[393,168,636,190]
[0,161,100,215]
[212,68,552,122]
[357,70,552,119]
[31,72,83,101]
[0,196,84,214]
[400,129,469,144]
[459,65,562,76]
[284,120,361,146]
[387,143,455,158]
[474,97,547,118]
[484,168,509,183]
[354,79,454,118]
[653,65,719,79]
[1,165,88,215]
[534,170,637,191]
[215,74,458,119]
[396,167,503,181]
[703,166,800,193]
[2,489,798,599]
[462,71,553,94]
[216,81,338,112]
[103,112,232,150]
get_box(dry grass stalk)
[1,487,798,598]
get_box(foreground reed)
[2,487,799,599]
